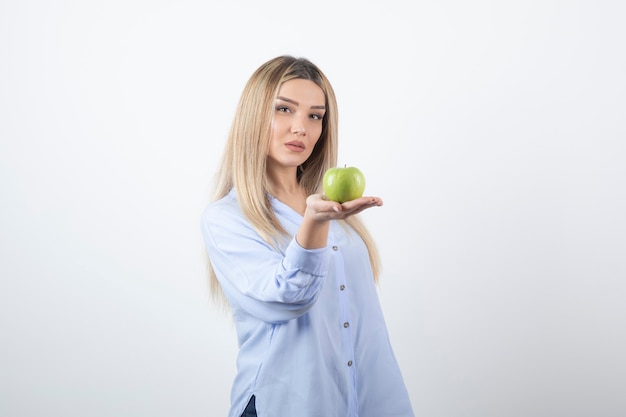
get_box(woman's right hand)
[296,193,382,249]
[304,193,383,222]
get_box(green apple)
[323,166,366,203]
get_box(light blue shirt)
[201,189,414,417]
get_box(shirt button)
[339,284,345,291]
[343,322,349,328]
[347,360,353,367]
[332,245,338,251]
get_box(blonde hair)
[207,55,380,304]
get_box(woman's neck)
[267,167,307,215]
[267,164,299,194]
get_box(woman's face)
[267,78,326,172]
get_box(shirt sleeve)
[200,203,329,323]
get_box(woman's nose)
[291,120,307,135]
[292,126,306,135]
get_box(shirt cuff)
[283,237,329,277]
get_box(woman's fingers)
[333,196,383,218]
[341,196,383,211]
[306,194,383,220]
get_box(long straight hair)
[207,55,380,305]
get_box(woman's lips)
[285,141,305,153]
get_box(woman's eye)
[276,106,291,113]
[310,113,323,120]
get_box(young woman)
[201,55,414,417]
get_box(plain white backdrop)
[1,1,625,416]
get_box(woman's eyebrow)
[276,95,297,105]
[277,96,326,110]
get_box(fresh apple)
[323,166,366,203]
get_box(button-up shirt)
[201,189,414,417]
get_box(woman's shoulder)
[201,189,244,226]
[204,189,237,210]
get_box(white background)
[1,1,625,416]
